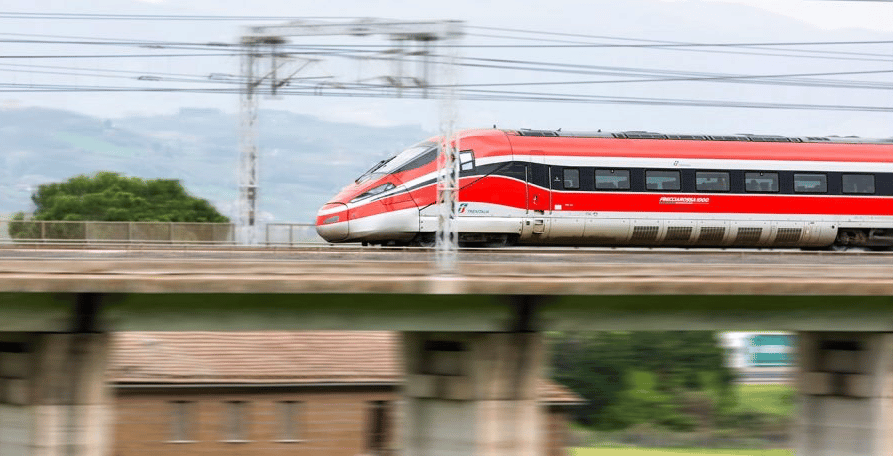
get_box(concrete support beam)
[0,331,111,456]
[796,331,893,456]
[402,331,544,456]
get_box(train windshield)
[355,141,437,183]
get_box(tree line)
[549,331,736,431]
[10,172,228,240]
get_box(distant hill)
[0,107,429,222]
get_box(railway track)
[0,242,889,266]
[0,243,887,295]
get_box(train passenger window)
[595,169,630,190]
[646,170,681,191]
[696,171,730,192]
[563,168,580,190]
[459,150,475,171]
[842,174,875,194]
[499,162,527,181]
[745,172,779,192]
[794,173,827,193]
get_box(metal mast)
[435,22,462,272]
[238,38,259,246]
[238,19,464,273]
[238,35,284,246]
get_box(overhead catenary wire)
[3,80,893,113]
[4,28,893,63]
[5,60,893,92]
[4,36,893,93]
[4,12,893,113]
[4,41,893,94]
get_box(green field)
[571,448,793,456]
[733,384,794,416]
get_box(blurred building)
[108,331,583,456]
[720,332,795,384]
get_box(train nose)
[315,203,350,242]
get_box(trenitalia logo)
[659,196,710,205]
[458,203,489,214]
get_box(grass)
[733,384,794,416]
[571,448,793,456]
[565,373,795,452]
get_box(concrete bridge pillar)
[402,331,544,456]
[796,331,893,456]
[0,332,112,456]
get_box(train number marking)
[659,196,710,205]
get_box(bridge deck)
[0,246,887,295]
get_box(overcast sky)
[5,0,893,138]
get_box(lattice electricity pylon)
[238,19,464,272]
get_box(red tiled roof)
[108,331,583,404]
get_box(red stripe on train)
[343,175,893,222]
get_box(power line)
[4,14,893,114]
[3,30,893,66]
[2,80,892,113]
[0,53,240,59]
[0,12,362,21]
[4,50,893,93]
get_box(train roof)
[511,128,893,145]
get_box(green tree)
[549,331,735,431]
[551,332,628,428]
[16,172,228,223]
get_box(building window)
[562,168,580,190]
[646,170,681,191]
[745,172,779,192]
[277,401,303,442]
[223,401,248,442]
[595,169,630,190]
[842,174,875,194]
[367,401,391,456]
[169,401,195,442]
[794,173,827,193]
[695,171,730,192]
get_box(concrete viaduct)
[1,247,892,456]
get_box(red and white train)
[316,129,893,249]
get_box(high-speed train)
[316,128,893,249]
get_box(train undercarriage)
[363,227,893,251]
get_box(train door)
[526,149,551,238]
[549,165,586,242]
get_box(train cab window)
[745,172,779,192]
[459,150,475,171]
[842,174,875,194]
[794,173,827,193]
[595,169,630,190]
[563,168,580,190]
[373,142,437,177]
[646,170,681,191]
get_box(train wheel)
[410,233,435,248]
[481,234,517,248]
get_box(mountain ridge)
[1,106,430,223]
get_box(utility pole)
[238,19,464,272]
